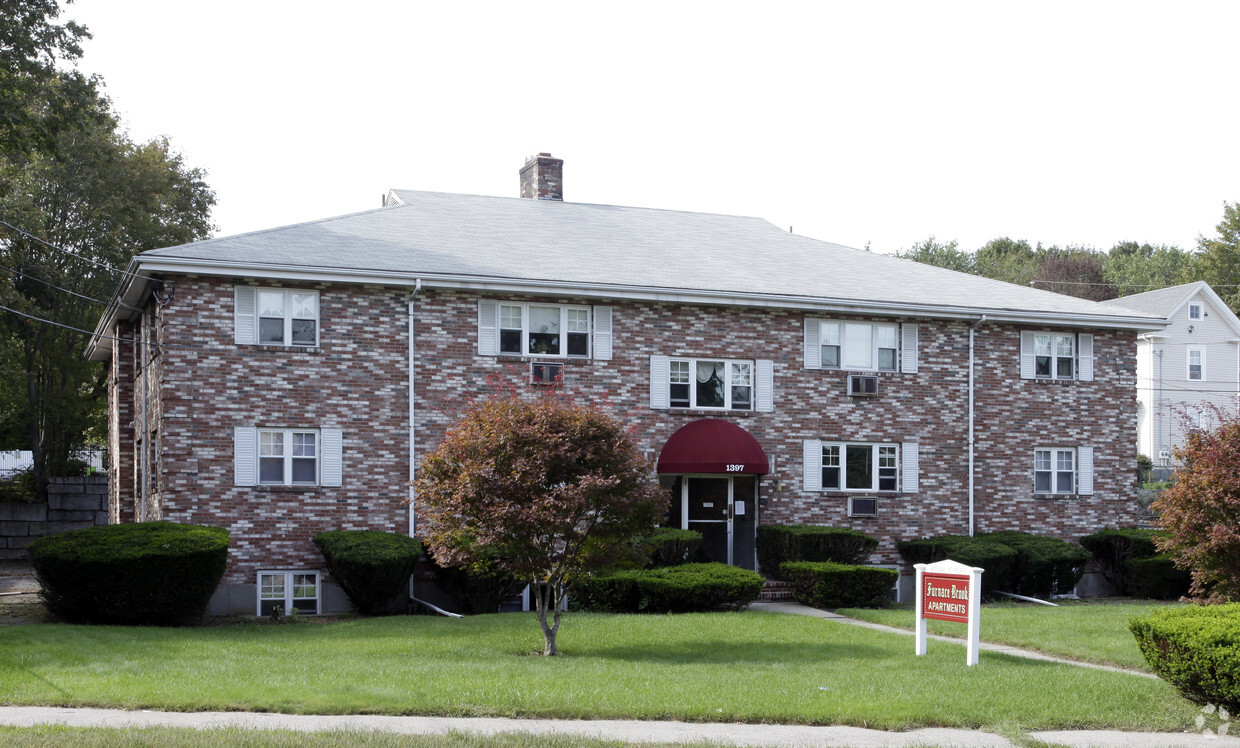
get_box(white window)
[669,358,753,410]
[1033,447,1093,495]
[803,439,919,493]
[1189,304,1202,319]
[496,302,591,358]
[1187,346,1205,381]
[234,426,343,487]
[818,321,900,372]
[821,442,899,492]
[259,429,319,485]
[234,287,319,347]
[1020,331,1094,381]
[257,570,319,616]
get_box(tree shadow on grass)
[583,639,888,665]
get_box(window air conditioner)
[848,375,879,397]
[848,497,878,517]
[530,362,564,385]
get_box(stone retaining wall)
[0,477,109,561]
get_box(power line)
[0,219,148,283]
[0,261,138,311]
[1031,279,1240,289]
[0,303,194,351]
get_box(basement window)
[257,570,319,616]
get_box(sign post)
[914,559,983,666]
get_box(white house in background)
[1104,281,1240,468]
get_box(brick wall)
[0,477,109,560]
[110,277,1140,600]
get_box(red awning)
[656,419,770,475]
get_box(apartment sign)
[914,559,984,666]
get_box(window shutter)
[901,323,919,374]
[1078,333,1094,381]
[1020,330,1036,379]
[649,355,670,409]
[477,299,497,356]
[1077,446,1094,495]
[902,442,919,493]
[755,359,774,412]
[234,426,257,486]
[234,287,257,345]
[593,306,613,361]
[321,428,343,487]
[802,439,821,492]
[804,318,821,369]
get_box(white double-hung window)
[1033,446,1094,495]
[234,287,319,347]
[479,300,611,360]
[257,570,319,616]
[234,426,343,487]
[805,319,916,373]
[803,439,919,494]
[1187,346,1206,381]
[1020,331,1094,381]
[650,356,773,412]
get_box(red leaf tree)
[1153,405,1240,603]
[415,386,667,655]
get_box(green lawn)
[0,611,1196,733]
[835,599,1183,671]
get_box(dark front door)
[682,476,757,570]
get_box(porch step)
[759,580,794,602]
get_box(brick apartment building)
[88,154,1164,615]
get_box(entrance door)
[683,476,757,570]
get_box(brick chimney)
[519,153,563,201]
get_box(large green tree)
[1193,202,1240,313]
[0,94,215,498]
[416,385,667,655]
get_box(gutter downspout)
[968,315,988,537]
[139,310,149,522]
[407,279,422,538]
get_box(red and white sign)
[914,559,983,666]
[921,572,971,623]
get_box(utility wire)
[1031,279,1240,289]
[0,303,194,351]
[0,261,138,311]
[0,219,148,283]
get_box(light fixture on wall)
[1188,325,1195,333]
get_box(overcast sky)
[67,1,1240,255]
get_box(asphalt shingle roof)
[1102,282,1205,317]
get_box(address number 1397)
[725,465,744,472]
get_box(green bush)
[575,563,763,613]
[756,525,878,578]
[896,536,1017,596]
[1126,554,1192,600]
[978,531,1089,597]
[423,552,524,615]
[644,527,703,567]
[780,561,897,608]
[28,521,228,625]
[1080,528,1164,594]
[1130,603,1240,711]
[313,530,421,615]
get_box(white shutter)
[321,428,343,487]
[1078,333,1094,381]
[1020,331,1036,379]
[593,306,613,361]
[477,300,498,356]
[804,318,821,369]
[234,287,257,345]
[901,323,919,374]
[234,426,257,486]
[755,359,774,412]
[902,442,919,493]
[1077,446,1094,495]
[649,355,670,409]
[802,439,821,492]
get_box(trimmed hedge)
[1080,528,1177,597]
[780,561,897,608]
[28,521,228,625]
[756,525,879,578]
[575,563,763,613]
[423,552,524,615]
[898,532,1087,598]
[1126,554,1192,600]
[313,530,421,615]
[1130,603,1240,711]
[896,536,1017,596]
[644,527,703,568]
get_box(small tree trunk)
[533,581,562,656]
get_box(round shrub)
[780,561,897,608]
[978,531,1089,597]
[897,536,1016,596]
[756,525,879,578]
[1126,554,1192,600]
[576,563,763,613]
[28,521,229,625]
[313,530,421,615]
[1130,603,1240,711]
[644,527,703,567]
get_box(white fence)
[0,450,105,478]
